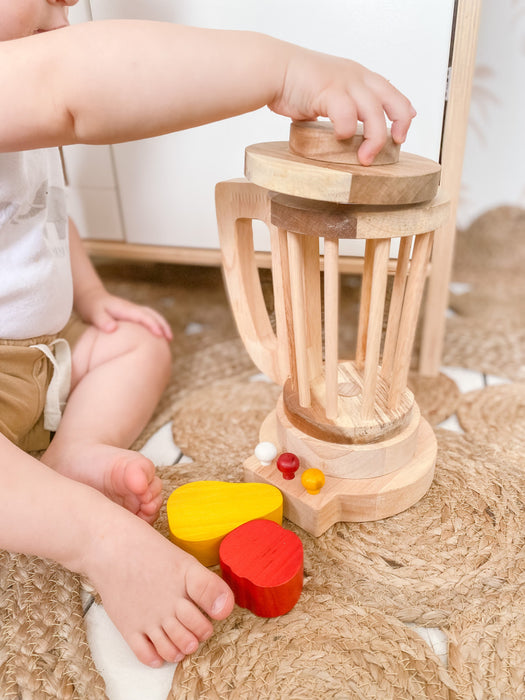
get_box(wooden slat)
[323,238,340,419]
[355,239,376,368]
[381,235,412,383]
[302,236,323,382]
[287,232,311,407]
[360,239,390,419]
[389,232,434,408]
[269,226,293,384]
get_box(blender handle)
[215,179,290,386]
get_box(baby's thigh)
[71,321,170,389]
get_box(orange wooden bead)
[301,468,326,495]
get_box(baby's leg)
[42,321,172,522]
[0,433,234,666]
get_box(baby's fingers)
[375,78,417,144]
[356,94,388,166]
[326,92,358,141]
[134,307,173,340]
[107,299,173,340]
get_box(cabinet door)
[69,0,455,252]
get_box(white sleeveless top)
[0,148,73,339]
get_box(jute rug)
[0,205,524,698]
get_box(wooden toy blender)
[215,121,450,536]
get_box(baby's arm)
[0,21,415,165]
[69,218,172,339]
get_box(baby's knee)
[120,322,172,379]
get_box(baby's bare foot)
[84,507,235,666]
[42,443,162,523]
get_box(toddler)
[0,0,416,668]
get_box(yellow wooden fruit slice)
[166,481,283,566]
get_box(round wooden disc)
[245,141,441,205]
[270,190,451,240]
[282,361,415,445]
[274,394,421,480]
[289,120,401,166]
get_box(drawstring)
[29,339,71,431]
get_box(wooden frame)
[419,0,482,374]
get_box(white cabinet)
[64,0,455,258]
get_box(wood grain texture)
[166,481,283,567]
[388,231,434,408]
[219,519,303,618]
[270,190,450,240]
[287,231,311,406]
[245,142,441,205]
[215,179,288,385]
[323,237,340,419]
[289,120,400,165]
[360,238,390,419]
[381,235,413,382]
[244,411,437,536]
[282,360,414,445]
[274,394,420,480]
[419,0,482,375]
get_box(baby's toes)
[163,616,202,656]
[129,631,165,668]
[147,626,188,663]
[184,562,235,622]
[174,598,214,642]
[138,492,163,523]
[122,457,156,497]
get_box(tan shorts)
[0,315,88,452]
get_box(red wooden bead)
[219,519,303,618]
[276,452,300,480]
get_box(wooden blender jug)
[216,121,450,536]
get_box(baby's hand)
[269,47,416,166]
[80,291,173,341]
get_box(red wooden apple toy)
[219,519,303,618]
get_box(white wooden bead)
[254,441,278,466]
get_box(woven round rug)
[297,429,525,627]
[171,380,281,475]
[165,379,525,632]
[447,592,525,700]
[443,314,525,382]
[445,207,525,383]
[171,599,455,699]
[0,551,106,700]
[449,282,524,322]
[407,371,460,426]
[456,383,525,450]
[453,206,525,283]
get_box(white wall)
[457,0,525,228]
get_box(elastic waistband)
[0,333,58,348]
